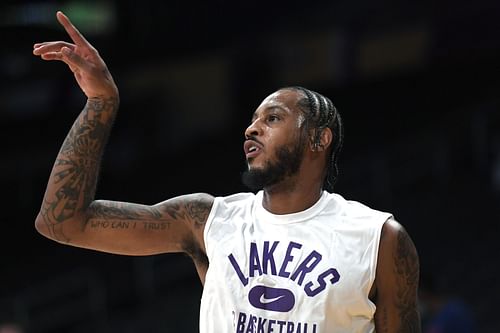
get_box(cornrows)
[284,86,344,192]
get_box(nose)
[244,118,261,139]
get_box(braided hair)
[282,86,344,192]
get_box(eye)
[267,114,280,122]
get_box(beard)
[241,141,305,191]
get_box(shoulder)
[216,192,257,204]
[380,218,418,256]
[203,192,257,231]
[376,217,420,290]
[210,192,257,214]
[153,192,215,226]
[325,192,393,225]
[182,193,215,225]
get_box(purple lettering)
[286,321,295,333]
[257,317,267,333]
[249,242,263,277]
[245,315,256,333]
[279,242,302,278]
[290,250,322,286]
[304,267,340,296]
[229,254,249,286]
[236,312,247,333]
[296,322,302,333]
[262,241,279,275]
[268,319,276,333]
[277,320,286,333]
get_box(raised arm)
[374,219,421,333]
[33,12,212,261]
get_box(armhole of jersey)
[369,213,394,291]
[203,196,221,259]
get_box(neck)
[262,181,323,215]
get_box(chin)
[246,160,263,171]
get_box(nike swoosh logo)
[248,285,295,312]
[259,294,285,304]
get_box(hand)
[33,11,119,99]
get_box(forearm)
[36,96,119,242]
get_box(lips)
[243,139,263,159]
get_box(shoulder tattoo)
[156,194,213,228]
[394,228,421,333]
[185,198,212,227]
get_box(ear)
[311,128,333,152]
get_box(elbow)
[35,213,50,238]
[35,212,85,245]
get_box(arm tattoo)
[157,196,212,228]
[39,97,118,242]
[88,201,162,220]
[394,230,421,333]
[378,307,389,333]
[86,201,169,231]
[160,201,187,221]
[185,198,211,227]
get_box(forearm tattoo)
[39,97,118,242]
[394,230,421,333]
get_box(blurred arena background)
[1,0,499,332]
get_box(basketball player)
[33,11,421,333]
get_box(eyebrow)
[251,105,289,121]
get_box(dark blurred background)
[1,0,499,332]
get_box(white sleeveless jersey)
[200,190,392,333]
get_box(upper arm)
[373,218,421,333]
[35,192,214,256]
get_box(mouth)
[244,139,263,159]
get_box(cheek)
[265,133,280,154]
[269,132,300,152]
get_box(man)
[33,11,421,333]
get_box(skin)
[33,11,421,332]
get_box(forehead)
[255,89,304,114]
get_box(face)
[241,89,307,190]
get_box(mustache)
[245,135,264,146]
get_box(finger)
[39,47,90,71]
[40,52,79,73]
[59,46,91,72]
[33,42,75,55]
[40,52,63,61]
[34,41,73,49]
[34,42,51,50]
[56,11,90,47]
